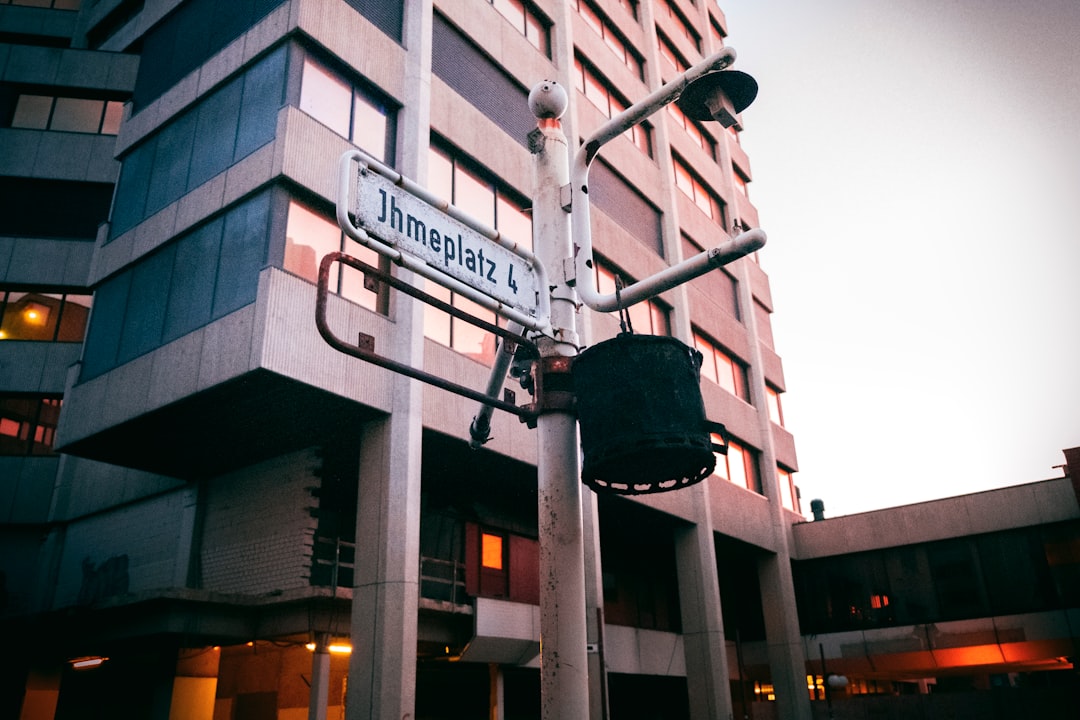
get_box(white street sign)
[353,166,541,318]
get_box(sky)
[720,0,1080,516]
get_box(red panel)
[508,534,540,605]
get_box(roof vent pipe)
[810,499,826,521]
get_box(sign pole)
[528,82,590,719]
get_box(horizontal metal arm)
[315,252,537,420]
[568,47,767,313]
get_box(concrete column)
[674,484,734,720]
[737,262,811,720]
[345,1,430,718]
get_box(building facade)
[1,1,1076,719]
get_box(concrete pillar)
[345,1,430,718]
[346,412,423,720]
[675,483,734,720]
[737,262,811,720]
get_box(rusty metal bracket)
[315,252,539,421]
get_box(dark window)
[431,13,534,147]
[343,0,403,42]
[131,0,287,110]
[793,522,1080,633]
[110,47,285,239]
[0,178,112,239]
[599,496,682,632]
[590,160,662,255]
[82,192,270,381]
[0,395,62,456]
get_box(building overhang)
[58,368,380,479]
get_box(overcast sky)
[720,0,1080,516]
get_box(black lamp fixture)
[676,69,758,128]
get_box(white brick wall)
[200,448,321,595]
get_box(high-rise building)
[3,2,1077,720]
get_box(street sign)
[351,163,542,320]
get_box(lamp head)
[676,70,758,128]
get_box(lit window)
[423,144,532,364]
[693,332,748,401]
[712,437,758,493]
[734,168,749,197]
[573,0,643,79]
[667,103,715,159]
[778,467,796,512]
[285,201,382,312]
[657,31,688,73]
[672,155,725,225]
[766,386,783,426]
[595,262,670,336]
[481,532,504,569]
[573,56,652,156]
[0,291,92,342]
[0,395,62,456]
[658,0,701,52]
[8,94,124,135]
[299,57,396,164]
[489,0,550,55]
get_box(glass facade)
[794,521,1080,633]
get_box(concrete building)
[1,1,1076,719]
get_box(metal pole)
[308,633,330,720]
[529,80,589,719]
[819,642,833,719]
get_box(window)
[666,102,715,159]
[8,93,124,135]
[299,57,396,164]
[682,235,739,319]
[0,291,91,342]
[572,0,643,79]
[657,0,701,52]
[709,17,725,50]
[0,0,81,8]
[130,0,289,110]
[712,436,759,493]
[432,13,535,147]
[657,31,688,73]
[573,56,652,156]
[0,395,61,456]
[481,532,504,569]
[285,200,382,312]
[613,0,638,21]
[489,0,550,55]
[766,386,783,426]
[596,262,670,336]
[777,467,797,512]
[0,178,113,240]
[423,144,532,364]
[694,332,748,400]
[590,160,663,254]
[673,154,725,225]
[734,167,749,197]
[82,193,271,380]
[110,46,287,239]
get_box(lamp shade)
[676,69,759,122]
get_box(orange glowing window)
[870,594,890,609]
[481,533,504,570]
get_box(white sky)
[721,0,1080,516]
